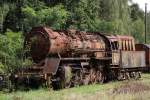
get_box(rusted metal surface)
[107,35,138,67]
[107,35,135,51]
[136,44,150,67]
[43,58,60,74]
[121,51,145,68]
[112,51,120,65]
[111,50,146,68]
[24,27,107,63]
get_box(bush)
[0,30,23,72]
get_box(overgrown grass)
[0,74,150,100]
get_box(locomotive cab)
[107,35,145,80]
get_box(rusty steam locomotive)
[0,26,149,90]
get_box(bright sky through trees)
[132,0,150,11]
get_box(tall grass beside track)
[0,74,150,100]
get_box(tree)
[64,0,101,31]
[99,0,131,34]
[22,5,69,32]
[1,0,146,38]
[129,3,145,43]
[130,3,144,21]
[0,2,14,33]
[146,12,150,43]
[131,19,144,43]
[0,30,23,72]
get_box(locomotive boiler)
[24,27,109,63]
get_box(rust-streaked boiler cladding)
[24,27,106,63]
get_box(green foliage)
[22,4,69,31]
[1,0,146,37]
[130,3,144,21]
[41,5,69,29]
[131,19,145,43]
[129,3,145,43]
[0,62,5,73]
[100,0,131,34]
[0,30,23,72]
[21,6,38,31]
[0,3,13,32]
[65,0,101,31]
[3,5,23,32]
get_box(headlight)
[0,76,3,81]
[15,75,18,78]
